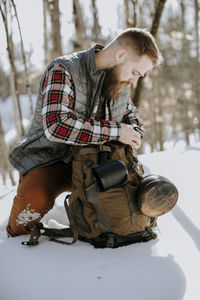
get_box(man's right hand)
[118,123,141,149]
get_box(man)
[7,28,161,237]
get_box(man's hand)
[118,123,141,149]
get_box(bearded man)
[7,28,162,237]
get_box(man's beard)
[101,65,131,100]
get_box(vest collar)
[84,44,104,76]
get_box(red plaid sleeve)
[41,64,121,145]
[122,97,145,136]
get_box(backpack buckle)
[21,222,44,246]
[106,233,115,248]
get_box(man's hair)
[115,28,162,65]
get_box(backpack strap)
[85,183,112,233]
[73,145,111,157]
[21,222,74,246]
[79,145,113,233]
[79,228,157,248]
[123,185,136,225]
[22,195,78,246]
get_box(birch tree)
[47,0,62,59]
[10,0,34,117]
[43,0,50,65]
[0,115,15,185]
[0,0,25,138]
[124,0,137,28]
[194,0,200,102]
[73,0,89,50]
[91,0,101,41]
[194,0,199,62]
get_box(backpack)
[22,142,157,248]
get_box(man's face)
[101,54,153,100]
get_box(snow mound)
[0,144,200,300]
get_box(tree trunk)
[194,0,199,62]
[132,0,167,107]
[91,0,101,41]
[43,0,49,65]
[152,71,159,152]
[131,0,137,27]
[194,0,200,101]
[124,0,131,27]
[9,68,20,136]
[0,116,16,186]
[73,0,88,51]
[180,0,191,146]
[47,0,62,59]
[138,4,143,27]
[151,0,167,37]
[0,0,25,138]
[157,94,164,151]
[124,0,137,28]
[185,131,190,146]
[124,0,138,99]
[10,0,34,118]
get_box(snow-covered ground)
[0,95,37,145]
[0,142,200,300]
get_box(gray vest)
[9,45,129,175]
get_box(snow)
[0,95,37,135]
[16,204,41,226]
[0,143,200,300]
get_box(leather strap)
[79,145,111,156]
[85,183,112,233]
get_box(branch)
[0,0,25,137]
[10,0,33,116]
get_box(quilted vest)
[9,45,129,176]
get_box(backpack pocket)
[99,185,152,235]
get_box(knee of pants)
[7,187,55,237]
[19,184,55,212]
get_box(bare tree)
[194,0,200,102]
[194,0,199,62]
[124,0,137,28]
[91,0,101,41]
[43,0,50,65]
[156,76,164,151]
[0,115,16,185]
[132,0,137,27]
[47,0,62,59]
[0,0,25,137]
[151,0,167,36]
[73,0,89,51]
[124,0,131,27]
[10,0,34,118]
[124,0,138,99]
[180,0,191,145]
[133,0,167,107]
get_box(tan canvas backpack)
[22,142,159,248]
[68,142,157,245]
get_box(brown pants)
[6,161,72,236]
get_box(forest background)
[0,0,199,185]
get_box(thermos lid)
[137,175,179,217]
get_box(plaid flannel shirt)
[41,64,144,146]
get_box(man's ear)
[115,48,127,63]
